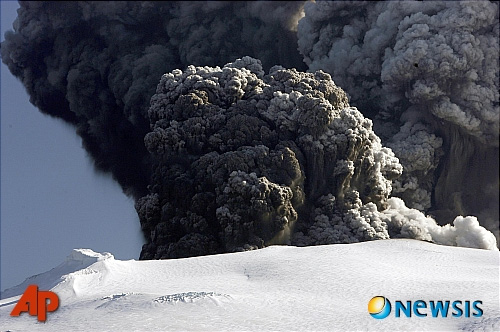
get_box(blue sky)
[1,1,143,291]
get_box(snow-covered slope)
[1,240,499,331]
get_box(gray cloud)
[297,0,499,241]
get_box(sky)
[1,0,144,291]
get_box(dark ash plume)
[0,0,307,199]
[137,57,496,259]
[1,2,497,256]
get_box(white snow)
[1,240,499,331]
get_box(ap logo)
[10,285,59,322]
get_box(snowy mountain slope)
[1,240,499,331]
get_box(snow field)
[1,239,498,331]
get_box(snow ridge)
[0,249,113,299]
[65,248,114,264]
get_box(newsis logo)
[368,296,483,319]
[368,296,392,319]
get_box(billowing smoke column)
[136,57,496,259]
[297,0,499,241]
[0,0,306,199]
[1,1,498,256]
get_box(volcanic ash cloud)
[297,0,499,241]
[136,57,497,259]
